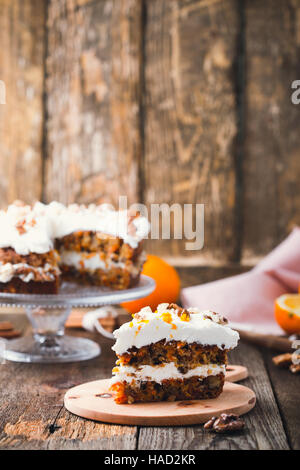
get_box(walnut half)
[272,353,293,368]
[167,303,184,315]
[204,413,245,433]
[203,312,228,325]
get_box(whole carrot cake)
[110,303,239,404]
[0,201,149,294]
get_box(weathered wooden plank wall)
[45,0,142,206]
[143,0,240,262]
[242,0,300,261]
[0,0,46,205]
[0,0,299,264]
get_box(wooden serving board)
[225,365,248,382]
[64,368,255,426]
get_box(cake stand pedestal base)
[2,336,101,363]
[0,276,155,364]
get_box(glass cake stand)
[0,275,155,364]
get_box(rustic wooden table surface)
[0,310,299,451]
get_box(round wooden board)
[226,365,248,382]
[64,379,255,426]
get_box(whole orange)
[122,254,180,314]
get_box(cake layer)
[61,265,138,290]
[0,202,149,292]
[0,248,60,285]
[0,262,60,283]
[111,362,226,384]
[110,373,225,404]
[56,231,141,259]
[60,250,125,272]
[112,303,239,355]
[0,278,59,294]
[0,248,58,267]
[117,340,227,368]
[59,247,145,289]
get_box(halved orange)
[275,294,300,334]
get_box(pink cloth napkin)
[181,227,300,334]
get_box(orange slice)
[275,294,300,334]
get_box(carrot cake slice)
[110,303,239,403]
[0,201,149,294]
[0,203,60,294]
[49,202,148,290]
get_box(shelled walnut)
[272,353,300,374]
[272,353,293,368]
[204,413,245,434]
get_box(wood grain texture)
[0,0,300,264]
[0,314,136,450]
[45,0,142,206]
[64,379,255,426]
[143,0,240,261]
[138,342,289,450]
[225,364,248,382]
[0,311,295,450]
[0,0,45,207]
[265,349,300,450]
[242,0,300,261]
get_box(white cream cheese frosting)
[60,250,125,272]
[0,201,150,256]
[112,303,239,354]
[0,204,54,256]
[0,262,59,283]
[111,363,226,384]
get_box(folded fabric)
[181,227,300,334]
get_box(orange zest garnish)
[160,312,172,323]
[180,312,190,322]
[15,219,26,235]
[129,321,133,328]
[29,218,36,227]
[135,325,142,336]
[138,319,149,324]
[160,312,177,330]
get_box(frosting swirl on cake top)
[0,201,150,255]
[112,303,239,355]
